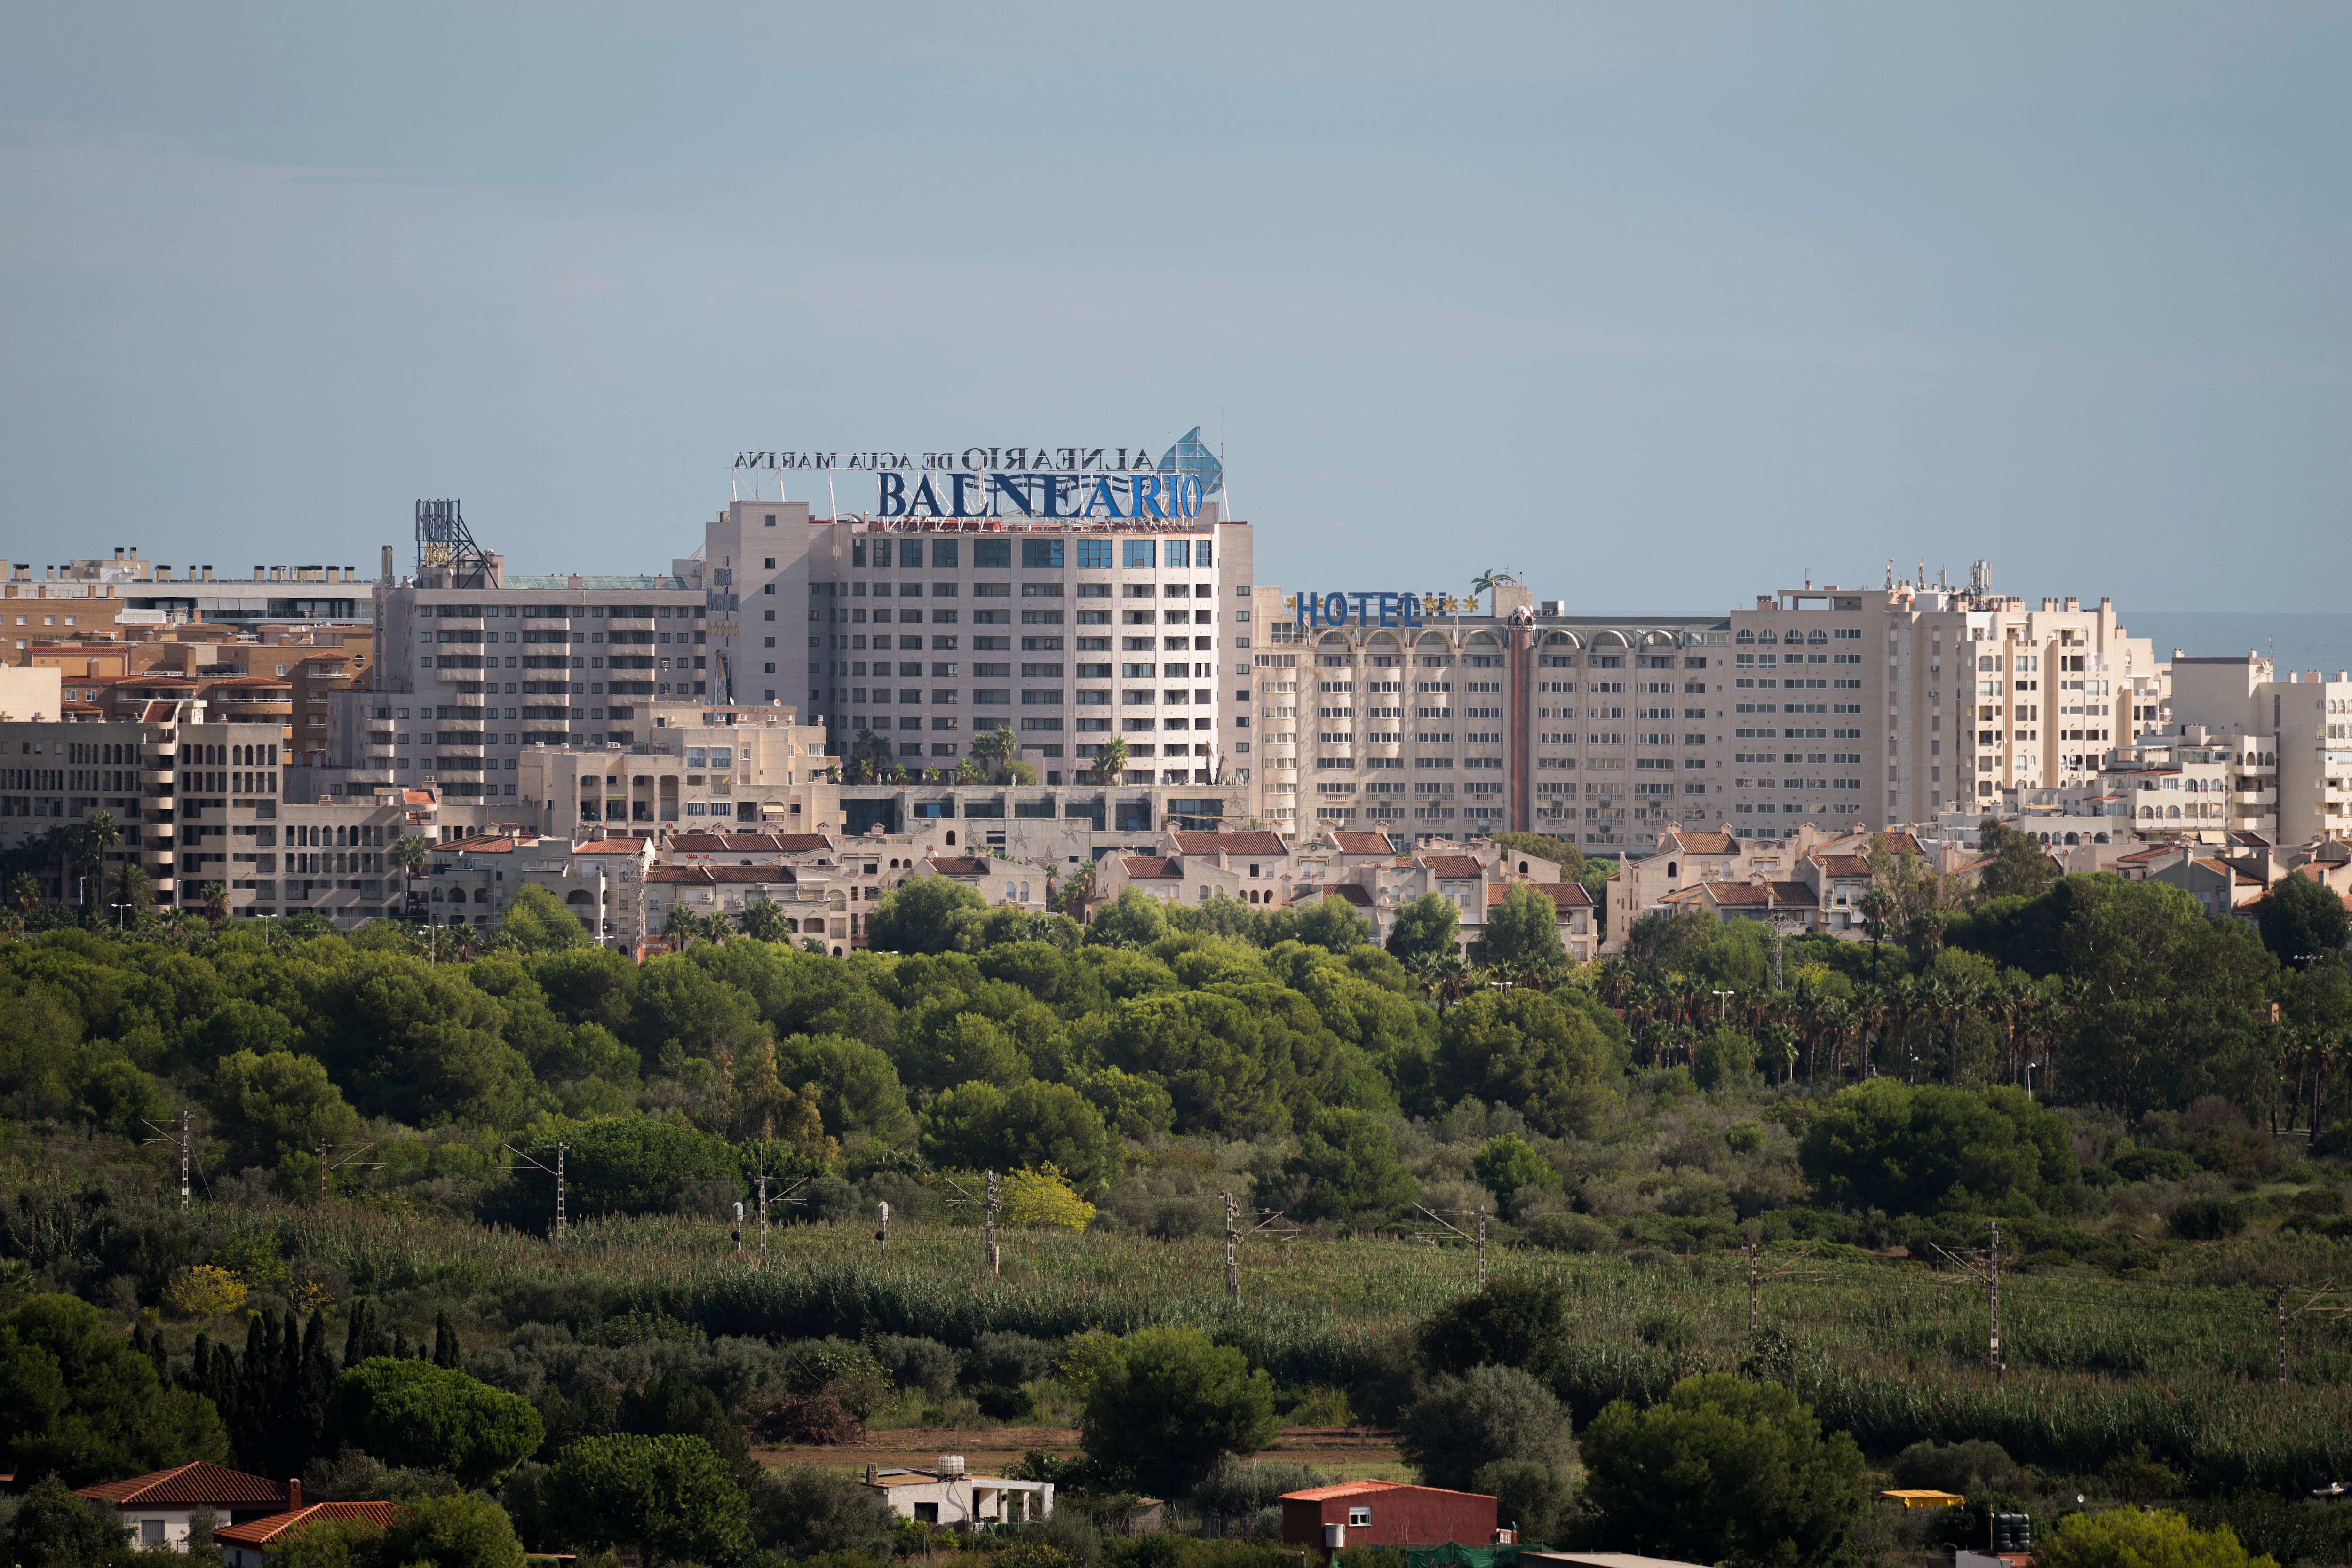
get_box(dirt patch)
[752,1425,1409,1482]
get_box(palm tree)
[970,725,1014,783]
[391,833,432,921]
[1083,736,1128,785]
[738,898,789,944]
[9,871,39,916]
[201,881,229,926]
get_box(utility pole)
[985,1169,1001,1276]
[1748,1237,1761,1336]
[877,1199,890,1254]
[732,1201,744,1251]
[1224,1192,1240,1305]
[554,1141,566,1243]
[2276,1286,2288,1385]
[179,1109,191,1210]
[758,1171,769,1251]
[1476,1207,1488,1291]
[1987,1220,2003,1378]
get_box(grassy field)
[187,1199,2352,1495]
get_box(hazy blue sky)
[2,3,2345,614]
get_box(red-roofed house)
[216,1501,400,1567]
[1279,1481,1499,1548]
[76,1464,296,1552]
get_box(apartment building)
[512,705,827,839]
[360,516,715,829]
[693,499,1254,793]
[0,701,428,919]
[2164,653,2352,845]
[42,548,375,631]
[1254,569,2161,853]
[1274,830,1597,961]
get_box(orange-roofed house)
[75,1464,298,1552]
[1279,1481,1500,1548]
[215,1500,399,1567]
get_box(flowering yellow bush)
[1003,1163,1094,1231]
[164,1264,247,1318]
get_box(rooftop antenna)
[415,500,493,589]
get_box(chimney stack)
[287,1479,302,1510]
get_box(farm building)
[1280,1481,1500,1547]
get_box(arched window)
[1020,883,1030,902]
[946,831,957,846]
[1518,861,1530,873]
[1666,862,1678,878]
[566,889,592,904]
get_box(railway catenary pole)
[1987,1220,2003,1378]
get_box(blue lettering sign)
[1295,594,1428,629]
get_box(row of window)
[851,536,1214,570]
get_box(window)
[1122,539,1156,569]
[974,539,1010,568]
[1349,1509,1371,1528]
[1021,539,1064,568]
[1077,539,1113,570]
[930,539,958,568]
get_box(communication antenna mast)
[1987,1220,2003,1378]
[414,499,494,589]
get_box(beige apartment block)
[1253,569,2160,856]
[2166,652,2352,845]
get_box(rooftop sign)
[731,430,1224,521]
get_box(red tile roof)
[1315,883,1375,908]
[1813,855,1873,878]
[1120,856,1181,879]
[215,1502,399,1548]
[1171,831,1289,856]
[1701,882,1776,906]
[1329,832,1396,855]
[436,835,520,854]
[1876,832,1925,856]
[1420,855,1485,880]
[78,1463,288,1508]
[573,839,647,855]
[1768,881,1816,904]
[1665,831,1740,855]
[928,856,992,876]
[402,789,435,806]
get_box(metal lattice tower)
[414,499,494,588]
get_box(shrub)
[1080,1326,1279,1495]
[1890,1439,2022,1495]
[2036,1508,2278,1568]
[874,1335,960,1399]
[0,1293,227,1486]
[544,1433,752,1566]
[164,1263,247,1317]
[1475,1457,1572,1545]
[1577,1372,1867,1568]
[331,1357,545,1488]
[749,1466,901,1560]
[1192,1455,1329,1517]
[2172,1198,2249,1241]
[1798,1082,2076,1215]
[1416,1277,1568,1379]
[1395,1365,1572,1493]
[3,1476,139,1568]
[1692,1028,1755,1091]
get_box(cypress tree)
[432,1309,461,1370]
[342,1299,372,1368]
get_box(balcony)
[2233,789,2277,806]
